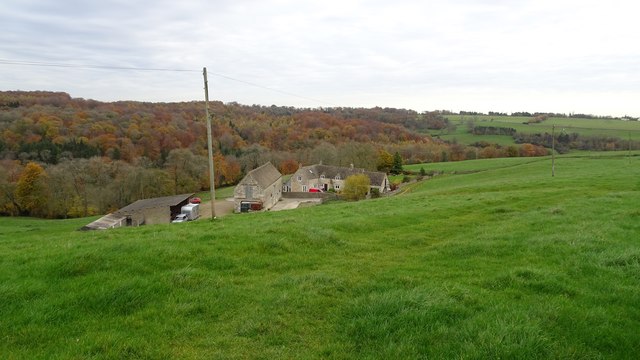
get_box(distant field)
[1,152,639,358]
[432,130,516,146]
[405,156,548,174]
[404,151,640,174]
[429,115,640,145]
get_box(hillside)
[429,114,640,152]
[1,153,639,358]
[1,91,555,219]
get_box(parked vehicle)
[190,197,201,204]
[172,203,200,223]
[171,214,188,223]
[308,188,324,193]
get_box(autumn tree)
[15,162,49,216]
[279,159,299,175]
[46,163,76,218]
[112,165,171,206]
[337,142,377,170]
[165,149,207,194]
[308,142,338,165]
[213,152,242,187]
[342,174,371,201]
[0,161,22,215]
[377,149,393,173]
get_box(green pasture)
[434,115,640,145]
[405,151,640,174]
[431,131,516,146]
[194,185,235,202]
[1,152,639,359]
[405,156,547,174]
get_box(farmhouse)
[82,193,194,230]
[286,164,390,194]
[234,162,283,212]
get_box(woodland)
[0,91,550,218]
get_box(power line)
[0,58,337,106]
[206,70,336,106]
[0,58,198,72]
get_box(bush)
[342,174,371,201]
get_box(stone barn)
[234,162,282,213]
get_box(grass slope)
[431,115,640,145]
[1,153,639,359]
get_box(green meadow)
[430,115,640,145]
[1,153,639,359]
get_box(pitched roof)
[81,213,127,230]
[243,162,281,188]
[305,164,387,185]
[115,193,193,215]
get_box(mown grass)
[1,152,639,359]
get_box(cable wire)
[0,58,198,72]
[0,58,337,106]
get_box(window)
[320,175,325,179]
[335,184,340,190]
[302,185,307,192]
[297,175,302,181]
[335,175,341,180]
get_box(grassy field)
[430,115,640,145]
[1,153,639,359]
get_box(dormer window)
[320,175,325,179]
[335,174,341,180]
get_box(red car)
[190,197,202,204]
[308,188,324,193]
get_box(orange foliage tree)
[15,162,49,216]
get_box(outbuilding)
[233,162,283,212]
[82,193,194,230]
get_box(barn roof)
[115,193,194,215]
[81,213,126,231]
[243,162,281,188]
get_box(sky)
[1,0,639,116]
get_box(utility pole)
[203,67,217,219]
[551,124,555,177]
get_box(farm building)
[234,162,283,212]
[286,164,390,194]
[82,193,194,230]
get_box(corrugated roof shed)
[115,193,194,215]
[81,213,126,231]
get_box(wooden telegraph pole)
[203,67,217,219]
[551,124,555,177]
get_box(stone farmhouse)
[234,162,283,212]
[286,164,390,194]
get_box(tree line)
[1,91,556,218]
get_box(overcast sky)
[1,0,639,116]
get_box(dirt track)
[198,197,322,219]
[198,199,235,219]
